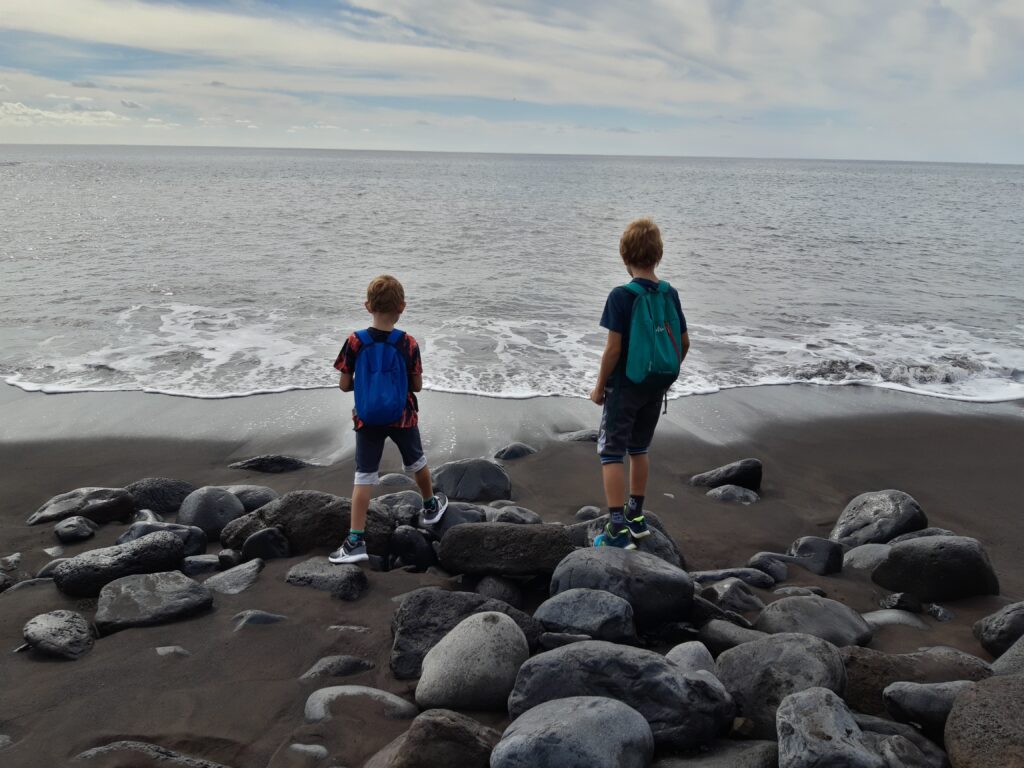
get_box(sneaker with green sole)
[624,514,651,539]
[594,524,637,550]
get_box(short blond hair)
[366,274,405,314]
[619,218,663,269]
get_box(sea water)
[2,145,1022,402]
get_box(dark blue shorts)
[354,425,427,485]
[597,381,665,464]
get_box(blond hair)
[619,218,663,269]
[366,274,405,314]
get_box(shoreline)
[2,380,1023,765]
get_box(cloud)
[0,100,128,126]
[71,80,97,88]
[120,99,141,108]
[0,84,9,92]
[206,81,228,88]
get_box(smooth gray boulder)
[747,553,789,582]
[992,635,1024,676]
[651,740,778,767]
[124,477,196,515]
[432,458,511,501]
[494,442,537,460]
[973,601,1024,657]
[862,609,930,631]
[716,632,847,739]
[95,571,212,634]
[378,472,418,490]
[75,741,229,767]
[776,687,885,768]
[786,536,845,575]
[871,536,999,602]
[240,527,290,561]
[390,587,542,679]
[300,655,374,680]
[534,588,637,643]
[54,516,98,544]
[888,527,957,544]
[228,454,314,473]
[844,543,892,571]
[755,595,874,647]
[485,505,543,525]
[304,685,417,722]
[853,713,951,768]
[666,641,717,676]
[540,632,592,649]
[829,490,926,547]
[22,610,94,659]
[945,675,1024,768]
[285,557,367,601]
[53,531,185,597]
[550,547,694,626]
[220,484,279,511]
[690,458,762,491]
[177,486,246,538]
[697,620,769,656]
[365,708,500,768]
[883,679,973,733]
[775,585,826,597]
[203,558,263,595]
[438,522,573,577]
[492,696,653,768]
[701,577,765,614]
[841,644,992,716]
[27,487,135,526]
[416,611,529,710]
[706,485,760,503]
[116,521,207,557]
[428,501,487,539]
[509,640,734,750]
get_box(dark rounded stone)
[116,521,207,557]
[123,477,196,516]
[94,571,213,634]
[973,601,1024,657]
[220,484,280,512]
[494,442,538,460]
[945,675,1024,767]
[228,454,314,473]
[23,609,94,659]
[433,458,512,501]
[285,557,368,601]
[177,487,246,538]
[829,489,926,547]
[27,487,136,526]
[241,527,290,561]
[474,575,524,609]
[389,525,436,572]
[52,531,186,598]
[575,506,602,521]
[217,549,243,570]
[754,595,873,647]
[690,458,762,492]
[366,708,501,768]
[54,516,98,544]
[871,536,999,602]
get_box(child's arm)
[409,373,423,392]
[590,330,622,405]
[680,331,690,363]
[339,372,353,392]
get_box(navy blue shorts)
[354,425,427,485]
[597,381,665,464]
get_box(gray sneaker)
[329,535,368,564]
[420,493,449,526]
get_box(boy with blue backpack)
[590,218,689,549]
[329,274,447,564]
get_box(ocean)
[2,145,1022,403]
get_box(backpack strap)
[656,280,671,293]
[385,329,405,346]
[623,282,646,296]
[355,329,374,346]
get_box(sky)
[1,0,1022,162]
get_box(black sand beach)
[1,383,1022,766]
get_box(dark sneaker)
[329,535,368,564]
[420,492,449,526]
[594,524,637,550]
[624,514,651,540]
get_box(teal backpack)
[623,281,684,389]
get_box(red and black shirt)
[334,328,422,429]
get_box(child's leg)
[350,484,372,533]
[390,426,447,522]
[628,452,650,500]
[601,460,627,508]
[413,465,434,500]
[350,427,387,534]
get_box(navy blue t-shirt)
[600,278,687,385]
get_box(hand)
[590,387,605,405]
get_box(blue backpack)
[353,329,409,425]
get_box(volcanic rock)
[95,571,212,634]
[22,609,94,659]
[124,477,196,516]
[27,487,135,526]
[52,531,186,598]
[871,535,999,602]
[432,458,512,501]
[439,522,573,577]
[829,489,926,547]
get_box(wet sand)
[0,384,1021,766]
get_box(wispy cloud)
[0,0,1021,161]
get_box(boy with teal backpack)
[590,218,689,549]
